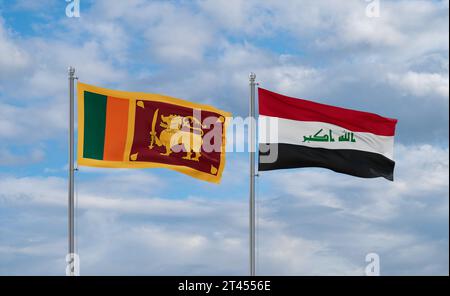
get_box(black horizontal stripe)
[258,143,395,181]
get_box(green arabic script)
[303,129,356,143]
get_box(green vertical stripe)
[83,91,107,160]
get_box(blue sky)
[0,0,448,275]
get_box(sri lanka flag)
[258,88,398,181]
[77,82,231,184]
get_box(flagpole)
[68,66,76,276]
[249,72,256,276]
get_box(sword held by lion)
[149,109,206,161]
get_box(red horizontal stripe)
[258,88,397,136]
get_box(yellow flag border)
[77,82,232,184]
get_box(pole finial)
[249,72,256,81]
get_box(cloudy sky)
[0,0,448,275]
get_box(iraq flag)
[258,88,398,181]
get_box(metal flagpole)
[68,66,76,276]
[249,72,256,276]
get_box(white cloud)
[0,0,448,276]
[144,13,214,63]
[197,0,273,35]
[134,42,322,114]
[0,18,29,80]
[0,25,128,145]
[0,144,447,275]
[19,39,127,99]
[387,71,449,99]
[10,0,58,12]
[86,0,216,63]
[0,147,44,165]
[255,144,449,275]
[263,0,449,53]
[0,102,65,142]
[265,144,449,222]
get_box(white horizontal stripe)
[259,115,395,160]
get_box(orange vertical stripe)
[103,96,129,161]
